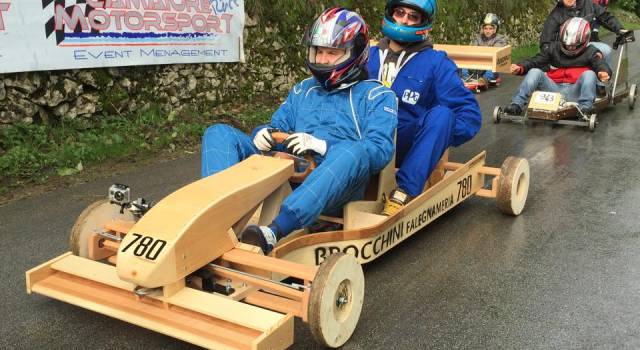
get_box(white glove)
[253,128,275,152]
[283,133,327,156]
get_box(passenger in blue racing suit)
[368,0,482,216]
[201,8,397,254]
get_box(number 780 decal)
[121,233,167,261]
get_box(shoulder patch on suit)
[368,85,396,100]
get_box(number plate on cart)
[529,91,562,111]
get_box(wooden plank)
[245,291,302,317]
[434,44,511,72]
[25,252,72,293]
[479,166,501,177]
[222,248,317,282]
[31,272,262,350]
[49,254,287,333]
[165,287,286,333]
[253,314,294,350]
[51,254,136,291]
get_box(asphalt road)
[2,40,640,350]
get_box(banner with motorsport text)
[0,0,245,74]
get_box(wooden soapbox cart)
[26,45,527,350]
[493,31,637,131]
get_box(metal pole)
[610,44,624,105]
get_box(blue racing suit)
[201,77,398,236]
[368,42,482,197]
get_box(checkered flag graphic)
[43,0,101,45]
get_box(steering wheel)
[270,131,317,183]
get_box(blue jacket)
[367,46,481,147]
[253,78,398,173]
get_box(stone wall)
[0,0,551,128]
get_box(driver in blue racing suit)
[201,8,397,254]
[368,0,482,216]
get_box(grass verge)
[0,102,275,201]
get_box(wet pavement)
[1,40,639,349]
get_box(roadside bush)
[612,0,639,12]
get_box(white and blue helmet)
[381,0,437,43]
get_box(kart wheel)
[588,114,597,132]
[630,84,637,110]
[496,157,530,216]
[308,252,364,348]
[493,106,502,124]
[69,200,135,258]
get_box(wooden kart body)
[25,48,523,350]
[25,150,529,350]
[435,44,510,93]
[369,41,512,75]
[494,37,637,131]
[434,44,512,74]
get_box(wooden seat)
[424,149,450,191]
[364,150,397,202]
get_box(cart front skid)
[26,253,294,350]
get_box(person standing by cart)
[368,0,482,216]
[589,0,610,42]
[201,8,398,254]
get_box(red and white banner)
[0,0,245,73]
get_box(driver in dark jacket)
[504,17,612,116]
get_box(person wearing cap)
[200,7,398,254]
[368,0,482,216]
[504,17,612,117]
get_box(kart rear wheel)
[69,200,135,258]
[588,114,597,132]
[493,106,502,124]
[630,84,637,110]
[496,157,530,216]
[308,252,364,348]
